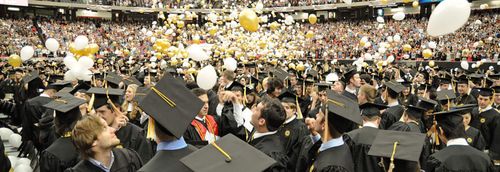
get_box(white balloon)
[223,58,238,71]
[151,37,157,43]
[0,128,13,141]
[393,35,401,42]
[428,41,437,49]
[78,56,94,69]
[255,1,264,13]
[196,65,218,90]
[9,133,22,148]
[387,55,395,63]
[460,61,469,70]
[152,21,157,25]
[187,44,210,61]
[473,42,479,48]
[74,35,89,50]
[364,42,372,48]
[378,47,387,54]
[64,55,78,70]
[427,0,470,36]
[325,73,339,82]
[376,16,384,23]
[497,61,500,66]
[14,164,33,172]
[361,36,369,43]
[45,38,60,52]
[20,46,34,61]
[285,15,294,25]
[64,70,77,81]
[16,158,30,167]
[77,70,92,81]
[364,53,373,61]
[8,156,18,167]
[474,20,482,25]
[387,36,393,42]
[392,12,406,21]
[471,64,477,69]
[146,31,153,37]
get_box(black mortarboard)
[368,130,426,162]
[469,74,484,84]
[492,86,500,94]
[342,68,357,83]
[434,109,465,130]
[278,91,303,104]
[325,90,362,125]
[70,81,91,94]
[43,96,86,113]
[298,77,315,85]
[105,72,143,86]
[416,96,437,111]
[436,90,456,101]
[47,81,72,91]
[456,75,468,84]
[180,134,276,172]
[417,84,429,91]
[48,74,65,83]
[307,69,319,78]
[489,73,500,80]
[138,73,204,138]
[316,82,332,92]
[22,71,40,83]
[86,87,124,109]
[359,103,387,118]
[104,72,122,86]
[405,105,426,119]
[133,87,151,102]
[438,75,451,85]
[226,81,252,94]
[272,68,289,81]
[55,87,74,97]
[385,81,405,93]
[451,104,476,114]
[477,87,493,97]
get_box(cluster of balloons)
[69,36,100,58]
[0,127,32,172]
[63,55,94,81]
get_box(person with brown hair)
[357,85,377,105]
[68,115,143,172]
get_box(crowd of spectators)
[0,9,498,62]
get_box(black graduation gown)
[374,97,387,105]
[425,145,495,172]
[115,123,154,163]
[214,103,251,141]
[399,94,418,106]
[388,121,421,133]
[345,127,384,172]
[455,93,477,105]
[22,96,53,150]
[137,145,197,172]
[341,91,357,102]
[38,109,57,151]
[183,119,210,148]
[489,117,500,161]
[39,137,80,172]
[0,136,11,172]
[470,107,500,150]
[309,143,355,172]
[465,126,486,151]
[380,105,405,130]
[65,148,143,172]
[277,117,310,171]
[249,133,288,172]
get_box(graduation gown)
[183,116,218,148]
[38,110,57,151]
[309,143,355,172]
[39,137,80,172]
[249,133,288,172]
[388,121,421,133]
[345,127,384,172]
[455,93,477,105]
[470,107,500,150]
[66,148,143,172]
[277,117,310,171]
[341,91,357,102]
[115,123,154,163]
[425,145,495,172]
[138,145,197,172]
[465,126,486,151]
[380,105,405,130]
[399,94,418,106]
[0,136,11,172]
[489,117,500,161]
[22,96,53,150]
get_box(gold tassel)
[296,96,303,119]
[243,86,247,105]
[323,105,330,142]
[87,94,95,112]
[146,117,156,140]
[388,142,399,172]
[211,142,232,162]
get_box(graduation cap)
[47,81,72,91]
[434,109,465,132]
[272,68,289,81]
[43,96,86,114]
[385,81,405,94]
[436,90,456,102]
[325,89,362,125]
[133,87,151,102]
[22,71,40,83]
[368,130,426,168]
[492,86,500,94]
[105,72,143,86]
[450,104,476,114]
[477,87,493,97]
[405,105,426,119]
[455,75,468,84]
[359,103,387,118]
[489,73,500,80]
[307,69,319,78]
[138,73,204,138]
[48,74,65,83]
[416,96,437,111]
[298,76,315,85]
[180,134,276,172]
[341,68,357,84]
[54,87,74,98]
[316,82,332,92]
[86,87,124,110]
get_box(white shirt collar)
[447,138,469,147]
[195,116,205,122]
[479,106,493,113]
[345,86,357,95]
[253,131,277,140]
[362,122,379,128]
[319,136,344,152]
[225,81,234,89]
[284,115,296,124]
[387,101,399,107]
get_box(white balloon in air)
[427,0,470,36]
[197,65,218,90]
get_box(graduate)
[68,115,144,171]
[493,86,500,110]
[453,104,486,151]
[39,96,86,172]
[380,81,405,129]
[137,74,204,171]
[425,109,495,172]
[183,88,219,148]
[304,90,362,172]
[469,88,500,152]
[388,105,426,133]
[86,87,154,163]
[345,103,387,172]
[341,69,360,102]
[276,91,309,171]
[216,81,253,141]
[455,75,477,105]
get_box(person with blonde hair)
[121,84,143,127]
[357,85,378,105]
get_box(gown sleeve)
[264,151,288,172]
[130,127,154,163]
[424,155,441,172]
[473,128,486,151]
[0,140,10,172]
[317,166,350,172]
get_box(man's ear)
[92,140,98,147]
[258,118,266,127]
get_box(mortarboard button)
[368,130,426,162]
[138,73,204,138]
[180,134,276,172]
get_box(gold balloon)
[412,1,419,7]
[8,54,22,67]
[239,9,259,32]
[177,21,185,28]
[69,43,77,54]
[270,22,280,30]
[402,0,411,2]
[209,27,218,36]
[296,63,305,71]
[123,49,130,56]
[403,44,412,52]
[359,40,366,47]
[258,41,267,49]
[306,31,314,39]
[167,52,175,58]
[187,68,197,74]
[288,63,296,70]
[308,14,317,24]
[429,60,435,67]
[271,59,278,66]
[97,59,104,64]
[422,49,433,59]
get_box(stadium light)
[7,7,20,11]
